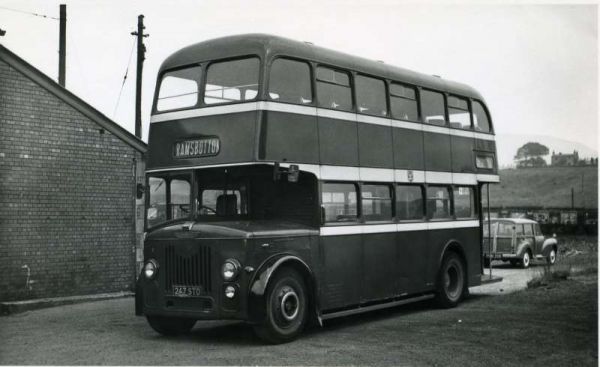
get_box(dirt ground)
[0,263,596,366]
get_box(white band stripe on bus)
[146,162,500,184]
[320,220,480,236]
[150,101,496,142]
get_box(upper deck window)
[448,95,471,130]
[316,66,352,111]
[472,101,492,133]
[204,57,260,105]
[421,90,446,126]
[269,58,312,104]
[390,83,418,121]
[355,75,387,117]
[156,66,201,112]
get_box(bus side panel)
[423,132,452,172]
[260,111,319,163]
[451,135,476,173]
[397,230,431,295]
[426,227,482,287]
[317,117,359,166]
[319,234,362,310]
[361,232,398,302]
[393,127,425,170]
[357,124,394,169]
[146,112,258,170]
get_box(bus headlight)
[222,259,241,281]
[144,259,158,279]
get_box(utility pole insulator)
[131,15,149,139]
[58,4,66,87]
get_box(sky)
[0,0,597,161]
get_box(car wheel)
[520,251,531,269]
[435,252,466,308]
[546,248,557,265]
[146,316,196,336]
[253,267,308,344]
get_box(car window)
[497,223,513,236]
[515,224,524,235]
[524,224,534,236]
[535,223,543,236]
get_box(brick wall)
[0,59,141,301]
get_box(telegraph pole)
[58,4,66,87]
[131,15,148,139]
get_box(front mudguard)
[246,254,314,324]
[541,238,558,257]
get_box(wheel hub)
[278,287,299,321]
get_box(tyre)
[253,267,308,344]
[546,248,557,265]
[435,252,466,308]
[146,316,196,336]
[520,250,531,269]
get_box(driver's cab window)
[199,186,247,216]
[170,179,191,220]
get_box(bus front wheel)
[253,267,307,344]
[435,251,465,308]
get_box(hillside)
[489,166,598,209]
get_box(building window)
[396,185,423,220]
[453,186,476,219]
[472,101,491,133]
[316,66,352,111]
[448,95,471,129]
[156,66,201,111]
[361,184,393,222]
[421,90,446,126]
[204,57,260,105]
[355,75,387,117]
[426,186,451,219]
[322,182,358,222]
[390,83,418,121]
[269,58,312,104]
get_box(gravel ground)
[0,264,595,366]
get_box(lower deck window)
[453,186,476,219]
[396,185,423,220]
[426,186,451,219]
[361,184,392,221]
[322,183,358,222]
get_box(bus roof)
[160,33,486,101]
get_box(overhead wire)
[113,37,137,118]
[0,5,59,20]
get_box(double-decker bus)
[135,34,500,343]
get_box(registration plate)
[173,285,203,297]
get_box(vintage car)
[483,218,558,268]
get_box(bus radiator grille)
[164,244,212,294]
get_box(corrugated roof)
[0,44,147,153]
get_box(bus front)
[135,45,320,343]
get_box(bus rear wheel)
[253,267,307,344]
[146,316,196,336]
[435,251,465,308]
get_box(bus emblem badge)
[407,170,414,182]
